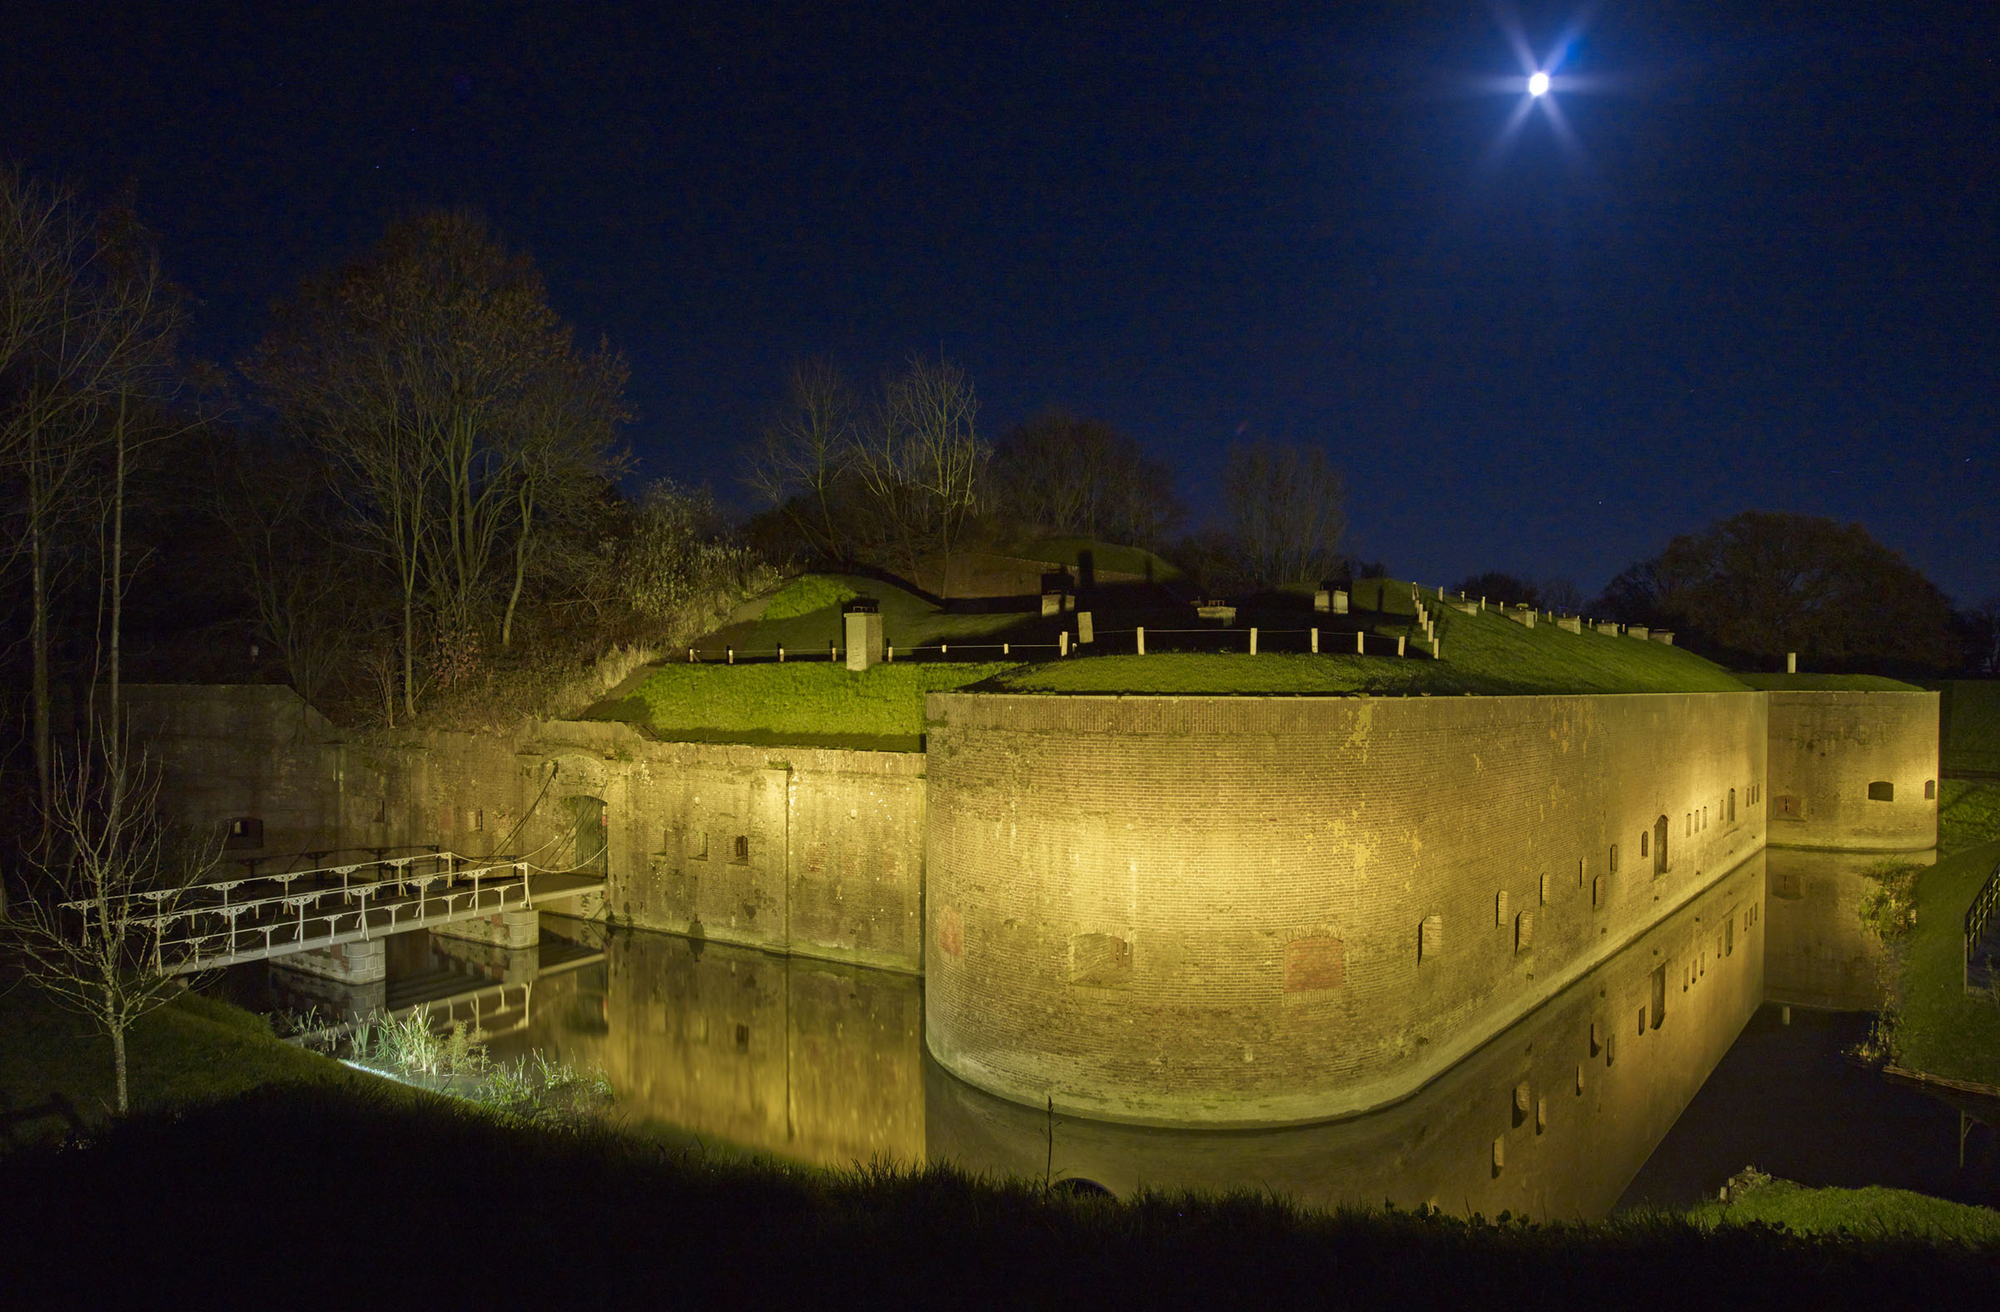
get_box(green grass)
[1690,1178,2000,1243]
[704,572,1029,654]
[761,573,860,621]
[1936,679,2000,775]
[1737,673,1927,692]
[597,661,1017,751]
[0,981,370,1135]
[1881,836,2000,1087]
[994,603,1749,698]
[1939,780,2000,857]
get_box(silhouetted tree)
[850,354,988,598]
[989,411,1183,547]
[1221,439,1346,588]
[1595,511,1959,672]
[742,358,867,567]
[1452,572,1541,608]
[248,211,626,713]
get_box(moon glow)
[1528,71,1550,97]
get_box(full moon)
[1528,71,1550,97]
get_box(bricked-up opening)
[1496,889,1511,926]
[1651,965,1667,1030]
[1774,871,1803,900]
[1725,917,1735,957]
[1774,794,1804,820]
[1608,844,1619,875]
[688,829,709,860]
[1926,779,1936,800]
[937,906,963,959]
[565,797,608,876]
[1420,914,1444,962]
[1070,933,1133,989]
[225,817,264,850]
[1492,1136,1505,1176]
[1283,936,1344,992]
[1654,815,1669,875]
[732,834,750,863]
[1592,874,1606,910]
[1515,910,1535,952]
[1728,789,1736,823]
[1640,831,1649,859]
[1867,781,1894,802]
[1513,1081,1531,1126]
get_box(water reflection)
[1763,848,1934,1011]
[483,857,1767,1218]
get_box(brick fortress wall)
[922,690,1768,1126]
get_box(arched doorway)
[1653,814,1669,875]
[564,795,608,876]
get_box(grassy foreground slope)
[5,1084,1995,1307]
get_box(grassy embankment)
[1737,673,1928,692]
[1868,678,2000,1087]
[2,1082,1995,1306]
[597,574,1750,748]
[0,982,372,1137]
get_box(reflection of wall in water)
[925,858,1766,1220]
[1764,848,1934,1011]
[515,929,925,1169]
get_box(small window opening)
[1725,919,1735,956]
[225,817,265,850]
[1925,779,1936,800]
[1867,781,1894,802]
[1592,874,1606,909]
[1640,831,1649,858]
[690,830,709,860]
[1420,914,1445,962]
[1515,910,1535,952]
[1538,872,1549,905]
[1728,788,1736,823]
[1070,932,1134,989]
[732,834,750,863]
[1650,965,1667,1030]
[734,1023,750,1051]
[1496,889,1511,926]
[1609,843,1619,875]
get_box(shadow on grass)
[2,1083,1994,1307]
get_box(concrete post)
[778,645,785,663]
[1314,589,1330,613]
[1356,630,1365,655]
[1398,635,1406,656]
[1249,627,1258,655]
[1787,652,1797,673]
[1060,631,1070,657]
[727,646,734,665]
[1077,611,1094,644]
[844,604,883,671]
[1311,627,1319,654]
[1136,627,1145,655]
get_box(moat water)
[242,856,2000,1218]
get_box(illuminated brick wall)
[1764,690,1939,852]
[922,690,1769,1126]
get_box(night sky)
[6,1,1995,603]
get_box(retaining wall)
[1764,690,1938,852]
[922,690,1768,1126]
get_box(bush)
[1857,862,1922,941]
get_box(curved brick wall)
[923,690,1766,1126]
[1764,691,1938,851]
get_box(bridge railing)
[1965,854,2000,994]
[66,852,542,975]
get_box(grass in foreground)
[3,1084,1993,1307]
[1881,836,2000,1087]
[0,981,368,1137]
[1690,1175,2000,1244]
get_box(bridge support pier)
[430,935,540,985]
[433,906,540,951]
[270,939,388,1018]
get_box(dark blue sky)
[7,1,1995,603]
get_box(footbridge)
[88,851,604,976]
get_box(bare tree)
[251,211,624,711]
[742,357,864,566]
[990,411,1184,547]
[851,354,988,598]
[0,172,183,819]
[9,740,215,1113]
[1222,438,1346,588]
